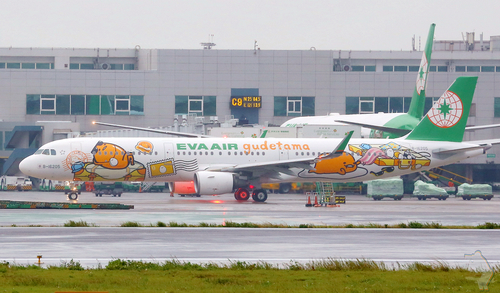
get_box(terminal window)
[346,97,414,114]
[26,95,144,116]
[175,96,216,116]
[495,98,500,118]
[274,96,315,117]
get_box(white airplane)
[281,23,500,138]
[281,24,437,139]
[20,76,499,202]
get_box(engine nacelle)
[194,171,235,195]
[170,181,197,194]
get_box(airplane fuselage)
[20,136,481,188]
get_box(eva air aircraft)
[282,24,500,138]
[20,76,500,202]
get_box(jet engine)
[169,181,197,194]
[194,171,235,195]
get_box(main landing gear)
[234,188,268,202]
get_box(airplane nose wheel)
[67,192,79,201]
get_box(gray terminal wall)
[0,48,499,163]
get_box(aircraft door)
[164,143,174,159]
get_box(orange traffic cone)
[305,196,313,207]
[314,195,321,207]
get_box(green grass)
[63,220,98,227]
[5,221,500,229]
[0,259,496,292]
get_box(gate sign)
[230,96,262,108]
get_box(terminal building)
[1,32,499,181]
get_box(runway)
[0,191,499,268]
[0,227,498,269]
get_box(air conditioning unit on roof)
[100,63,111,70]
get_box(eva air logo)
[427,90,463,128]
[416,54,428,95]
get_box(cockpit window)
[51,149,56,155]
[42,149,50,155]
[35,149,43,155]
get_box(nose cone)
[19,155,36,177]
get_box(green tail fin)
[407,23,435,119]
[405,76,478,142]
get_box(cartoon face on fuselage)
[310,152,360,175]
[91,141,135,169]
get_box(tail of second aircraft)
[406,23,435,120]
[405,76,478,142]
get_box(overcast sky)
[1,0,498,51]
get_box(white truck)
[0,176,33,191]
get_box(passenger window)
[219,151,222,155]
[205,151,208,155]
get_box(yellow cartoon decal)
[299,142,431,179]
[148,159,175,178]
[349,142,430,171]
[70,141,146,182]
[309,152,360,175]
[136,141,153,154]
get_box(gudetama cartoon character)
[91,141,135,169]
[310,152,360,175]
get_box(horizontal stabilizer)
[334,120,411,135]
[465,124,500,131]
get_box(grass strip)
[0,259,497,292]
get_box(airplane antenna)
[200,34,215,49]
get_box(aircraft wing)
[208,131,354,176]
[92,121,211,138]
[334,119,411,135]
[465,124,500,131]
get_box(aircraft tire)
[68,193,79,200]
[278,183,291,194]
[252,189,268,202]
[237,188,250,201]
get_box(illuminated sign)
[230,96,262,108]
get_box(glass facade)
[174,96,216,116]
[346,96,414,114]
[274,96,314,116]
[26,95,144,116]
[495,98,500,118]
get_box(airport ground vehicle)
[412,180,449,200]
[0,176,32,191]
[93,182,124,197]
[366,178,404,200]
[458,183,494,200]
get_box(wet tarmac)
[0,191,499,227]
[0,191,499,268]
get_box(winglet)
[322,131,354,159]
